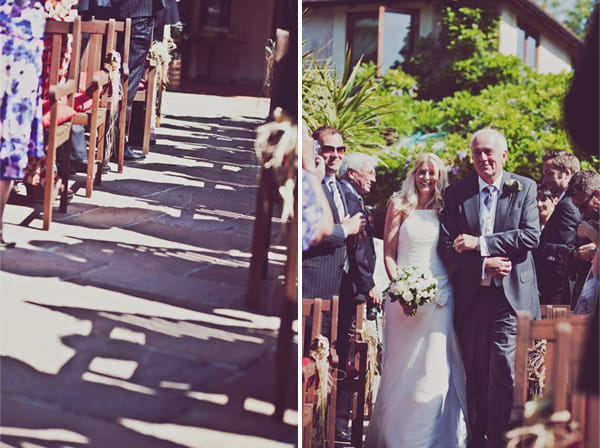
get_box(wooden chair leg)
[43,140,57,231]
[142,68,155,155]
[59,137,72,214]
[94,118,106,187]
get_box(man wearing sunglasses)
[303,127,366,307]
[566,169,599,314]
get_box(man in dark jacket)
[335,152,381,441]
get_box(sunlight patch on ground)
[88,357,138,380]
[160,381,191,390]
[119,419,293,448]
[222,165,242,172]
[0,296,92,375]
[0,427,89,444]
[214,184,236,191]
[185,391,229,405]
[109,327,146,345]
[192,213,223,221]
[213,309,280,330]
[82,372,155,395]
[98,313,267,344]
[283,409,298,426]
[243,397,275,416]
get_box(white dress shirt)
[478,176,503,285]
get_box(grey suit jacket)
[113,0,165,18]
[302,179,348,300]
[439,171,541,327]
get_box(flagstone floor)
[0,92,297,448]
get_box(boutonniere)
[504,179,523,193]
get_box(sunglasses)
[320,145,346,154]
[578,191,596,211]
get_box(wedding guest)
[566,169,599,315]
[336,152,381,442]
[114,0,166,161]
[439,129,540,448]
[538,150,589,305]
[1,0,47,247]
[536,184,558,230]
[302,126,365,302]
[302,122,333,250]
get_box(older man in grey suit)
[439,128,540,448]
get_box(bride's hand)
[452,234,479,253]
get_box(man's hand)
[575,242,597,262]
[342,212,366,236]
[577,221,599,245]
[453,234,479,253]
[485,257,512,279]
[368,287,382,306]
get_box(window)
[347,12,379,67]
[347,8,418,74]
[200,0,232,32]
[517,22,539,69]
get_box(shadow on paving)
[0,299,296,446]
[1,102,297,445]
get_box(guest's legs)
[125,16,153,143]
[0,179,14,242]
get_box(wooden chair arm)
[121,62,130,80]
[49,80,76,102]
[329,347,339,369]
[92,71,110,88]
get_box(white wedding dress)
[365,209,468,448]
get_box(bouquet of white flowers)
[384,266,438,317]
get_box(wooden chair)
[73,19,115,198]
[302,296,340,448]
[42,17,81,230]
[91,18,131,173]
[513,311,591,427]
[341,302,369,448]
[541,304,572,319]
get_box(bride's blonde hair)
[390,153,448,215]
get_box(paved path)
[0,93,297,447]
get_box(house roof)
[303,0,583,56]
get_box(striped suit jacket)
[302,178,348,300]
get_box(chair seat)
[74,92,93,112]
[42,100,76,128]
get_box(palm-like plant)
[302,49,391,153]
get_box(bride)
[365,153,467,448]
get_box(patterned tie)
[483,185,494,211]
[328,180,345,221]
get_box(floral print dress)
[0,0,47,181]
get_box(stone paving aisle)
[0,92,297,447]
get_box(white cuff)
[479,236,489,256]
[481,257,487,280]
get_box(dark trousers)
[124,16,154,142]
[458,285,517,448]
